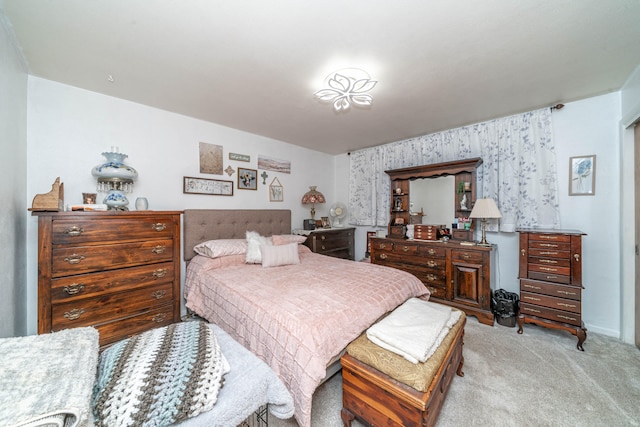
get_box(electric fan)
[329,202,348,227]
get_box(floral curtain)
[349,108,560,232]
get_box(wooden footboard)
[340,317,465,427]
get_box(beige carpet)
[268,317,640,427]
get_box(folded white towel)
[367,298,461,364]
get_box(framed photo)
[237,168,257,190]
[569,155,596,196]
[183,176,233,196]
[321,216,331,228]
[269,177,283,202]
[199,142,223,175]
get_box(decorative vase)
[135,197,149,210]
[91,150,138,210]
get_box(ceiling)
[3,1,640,155]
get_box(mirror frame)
[385,157,483,239]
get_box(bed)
[183,209,430,427]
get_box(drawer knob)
[152,223,167,232]
[379,253,388,260]
[151,245,166,254]
[152,269,168,279]
[64,226,84,237]
[152,290,167,299]
[521,249,526,256]
[380,243,387,249]
[63,308,85,321]
[427,260,437,267]
[428,249,436,255]
[402,246,410,252]
[574,253,580,262]
[462,253,471,260]
[426,274,437,282]
[152,313,167,323]
[321,245,326,250]
[64,254,86,264]
[63,283,85,295]
[321,235,326,241]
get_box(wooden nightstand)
[298,227,355,260]
[33,210,182,347]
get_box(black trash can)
[491,289,519,327]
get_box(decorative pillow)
[194,239,247,258]
[261,242,300,267]
[245,231,272,264]
[93,321,228,427]
[272,234,307,245]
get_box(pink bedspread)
[184,249,428,427]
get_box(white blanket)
[366,298,462,364]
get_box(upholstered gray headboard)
[183,209,292,261]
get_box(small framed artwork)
[183,176,233,196]
[321,216,331,228]
[569,155,596,196]
[237,168,257,190]
[269,177,283,202]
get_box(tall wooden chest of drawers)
[517,228,587,350]
[302,227,355,260]
[371,237,494,325]
[34,211,182,347]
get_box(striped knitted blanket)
[93,321,228,427]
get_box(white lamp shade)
[469,198,502,219]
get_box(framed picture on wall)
[569,155,596,196]
[237,168,257,190]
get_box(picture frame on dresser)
[569,155,596,196]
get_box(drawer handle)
[402,246,410,252]
[545,275,558,280]
[427,260,437,267]
[379,253,388,260]
[523,284,541,290]
[64,308,85,321]
[63,283,85,295]
[557,290,577,296]
[426,274,437,282]
[428,249,436,255]
[461,253,471,260]
[540,235,559,240]
[574,253,580,262]
[557,302,577,309]
[152,290,167,299]
[521,249,526,256]
[526,307,541,313]
[540,259,558,264]
[152,313,167,323]
[321,245,326,250]
[152,269,168,279]
[540,251,559,256]
[524,296,541,301]
[64,254,86,264]
[539,243,559,248]
[151,245,166,254]
[64,226,84,237]
[152,223,167,232]
[539,267,558,272]
[380,243,387,249]
[558,314,577,322]
[321,235,326,241]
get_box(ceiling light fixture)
[313,68,377,112]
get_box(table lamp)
[469,198,502,246]
[301,186,325,220]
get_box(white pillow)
[261,243,300,268]
[272,234,307,245]
[194,239,247,258]
[245,231,272,264]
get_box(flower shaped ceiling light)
[314,68,378,112]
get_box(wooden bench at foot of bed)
[340,315,465,427]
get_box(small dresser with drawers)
[517,228,587,350]
[302,227,355,260]
[33,210,182,347]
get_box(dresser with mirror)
[371,158,495,325]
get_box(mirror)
[409,176,455,225]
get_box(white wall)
[339,92,623,338]
[0,10,28,338]
[25,77,335,335]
